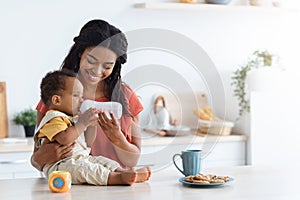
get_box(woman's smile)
[86,69,102,82]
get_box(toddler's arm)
[54,108,98,145]
[84,126,97,147]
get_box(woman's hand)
[97,111,141,167]
[97,111,123,142]
[31,139,75,171]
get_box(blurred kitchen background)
[1,0,300,172]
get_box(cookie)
[184,173,230,184]
[192,179,210,184]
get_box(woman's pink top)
[36,85,143,168]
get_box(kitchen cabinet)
[134,2,298,13]
[137,132,247,170]
[0,151,42,179]
[0,138,42,180]
[0,133,247,180]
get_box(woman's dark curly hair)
[61,19,130,116]
[40,70,77,107]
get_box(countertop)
[0,138,34,153]
[141,132,247,146]
[1,164,299,200]
[0,132,247,153]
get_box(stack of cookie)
[185,173,230,184]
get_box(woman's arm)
[31,110,75,171]
[31,138,75,171]
[113,115,141,167]
[98,112,141,167]
[31,109,87,170]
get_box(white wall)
[1,0,300,137]
[250,89,300,166]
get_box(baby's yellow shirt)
[38,110,74,142]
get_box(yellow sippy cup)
[48,171,72,193]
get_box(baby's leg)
[107,169,137,186]
[135,166,151,182]
[116,166,151,183]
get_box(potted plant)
[231,50,275,118]
[13,107,37,137]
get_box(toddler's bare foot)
[107,170,137,186]
[135,166,151,183]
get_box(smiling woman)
[79,46,117,86]
[31,19,150,178]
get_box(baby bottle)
[80,99,123,119]
[48,171,72,193]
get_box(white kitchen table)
[1,164,299,200]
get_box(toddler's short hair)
[40,69,77,106]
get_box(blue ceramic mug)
[173,150,201,176]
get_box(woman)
[31,19,147,173]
